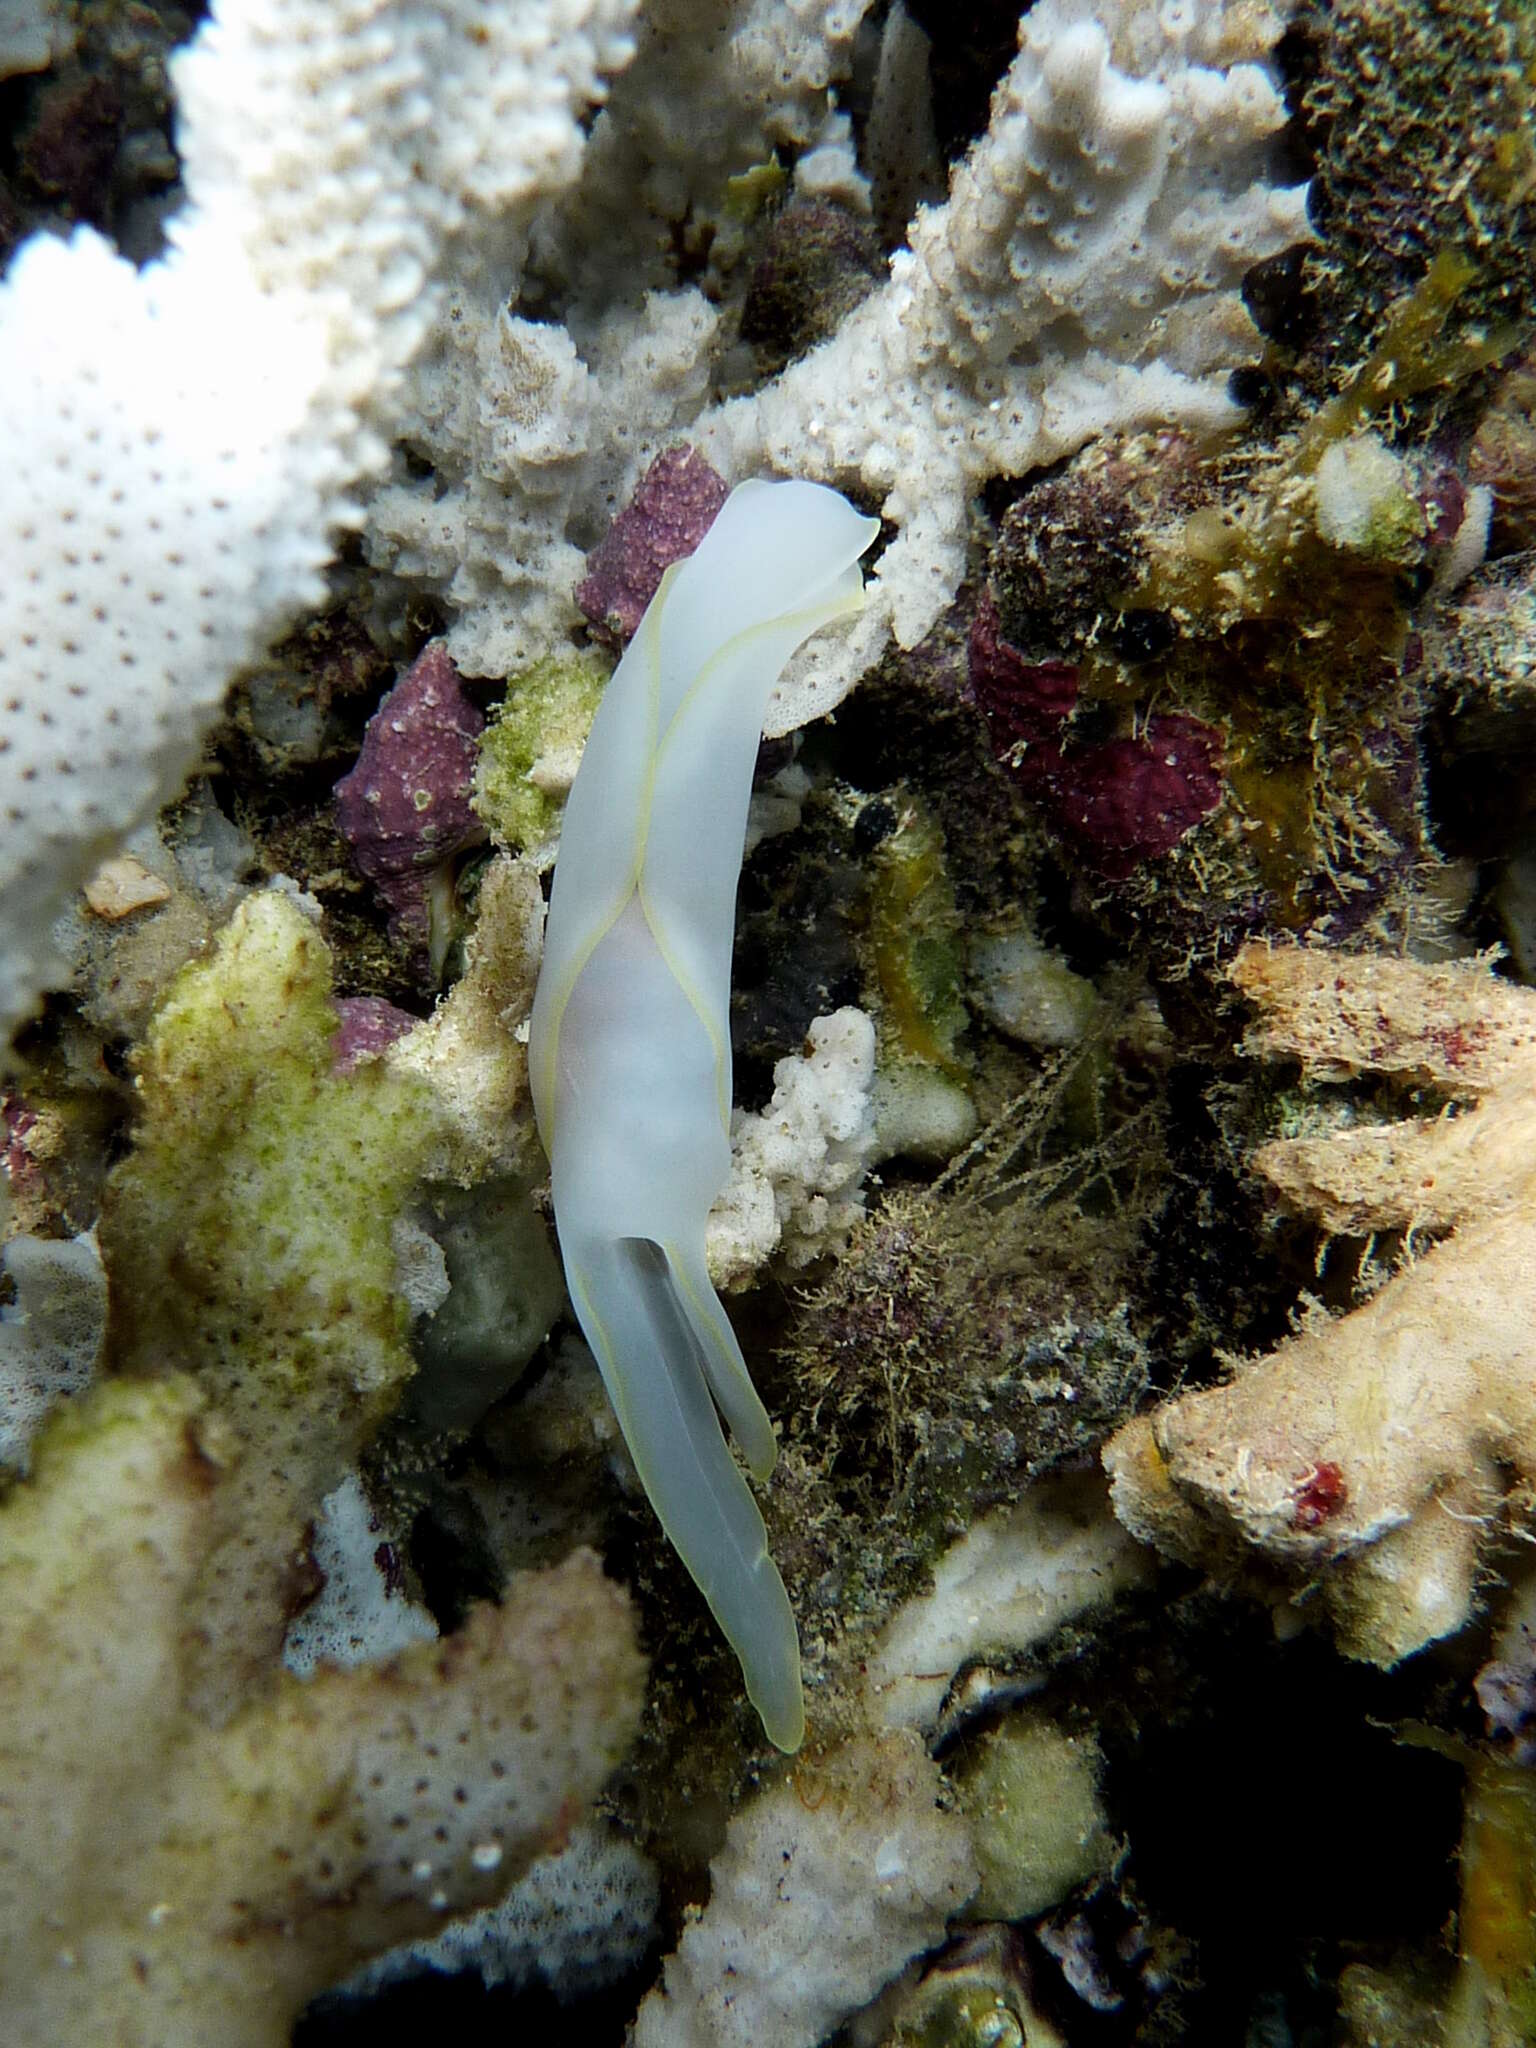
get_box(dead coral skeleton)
[0,1377,645,2048]
[631,1730,977,2048]
[700,0,1312,716]
[1106,941,1536,1666]
[0,876,648,2044]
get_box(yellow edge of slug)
[538,573,866,1151]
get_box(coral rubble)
[10,0,1536,2040]
[0,1378,644,2048]
[1107,944,1536,1665]
[631,1731,976,2048]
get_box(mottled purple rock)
[1035,1882,1166,2018]
[1046,713,1225,879]
[965,590,1223,877]
[577,445,729,644]
[1036,1908,1126,2014]
[1421,468,1468,546]
[331,996,419,1074]
[967,588,1079,744]
[334,643,485,952]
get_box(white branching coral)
[349,1819,660,2003]
[702,0,1312,720]
[0,0,1312,1034]
[364,0,877,678]
[367,0,1312,731]
[0,1230,106,1470]
[367,290,719,679]
[282,1473,439,1677]
[0,0,638,1039]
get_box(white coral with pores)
[701,0,1311,717]
[0,0,1311,1041]
[0,0,640,1039]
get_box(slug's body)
[528,479,878,1752]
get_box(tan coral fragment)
[1105,943,1536,1665]
[0,1378,645,2048]
[388,852,547,1184]
[83,854,173,920]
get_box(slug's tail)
[568,1235,804,1754]
[664,1239,778,1482]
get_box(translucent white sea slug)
[528,479,879,1751]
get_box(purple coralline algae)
[968,588,1080,742]
[967,592,1224,879]
[333,643,485,959]
[331,996,419,1074]
[1050,714,1225,879]
[576,445,729,644]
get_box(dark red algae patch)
[1291,1459,1349,1532]
[967,587,1079,744]
[965,591,1224,878]
[1048,713,1225,880]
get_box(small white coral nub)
[708,1007,879,1290]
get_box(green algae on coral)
[956,1712,1117,1923]
[474,648,610,861]
[866,796,969,1079]
[1143,256,1496,631]
[0,1369,645,2048]
[101,889,436,1715]
[1449,1755,1536,2048]
[862,791,976,1162]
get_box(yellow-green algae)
[1144,254,1498,630]
[1446,1754,1536,2048]
[956,1711,1117,1923]
[866,797,969,1079]
[861,796,978,1159]
[721,155,787,221]
[100,890,436,1717]
[474,648,610,857]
